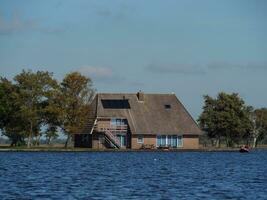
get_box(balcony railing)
[95,124,128,134]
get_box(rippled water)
[0,150,266,200]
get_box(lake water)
[0,150,266,200]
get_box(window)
[156,135,183,148]
[117,135,126,147]
[137,135,144,144]
[111,118,117,126]
[165,104,171,109]
[116,119,121,125]
[167,135,172,146]
[161,135,166,146]
[110,118,127,126]
[177,136,183,147]
[172,135,177,147]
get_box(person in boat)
[240,145,249,152]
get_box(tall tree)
[250,108,267,147]
[14,70,58,147]
[58,72,95,147]
[0,78,13,132]
[197,95,219,146]
[42,84,61,145]
[0,77,27,146]
[198,92,252,147]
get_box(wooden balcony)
[94,124,128,134]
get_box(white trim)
[90,118,97,134]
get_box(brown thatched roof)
[87,92,202,135]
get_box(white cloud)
[78,66,113,79]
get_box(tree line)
[0,70,266,148]
[198,93,267,147]
[0,70,95,147]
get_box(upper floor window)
[111,118,117,126]
[111,118,127,126]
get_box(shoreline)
[0,147,266,152]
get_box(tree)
[1,70,94,147]
[250,108,267,147]
[0,78,13,131]
[198,95,218,146]
[45,125,58,145]
[198,92,252,147]
[42,86,61,145]
[0,77,27,146]
[14,70,58,147]
[58,72,95,147]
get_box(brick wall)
[131,135,156,149]
[131,134,199,149]
[91,132,200,149]
[182,135,199,149]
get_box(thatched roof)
[87,92,202,135]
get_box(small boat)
[239,145,249,153]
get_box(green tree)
[45,125,58,145]
[41,85,61,145]
[58,72,95,147]
[198,92,252,147]
[0,78,27,146]
[250,108,267,147]
[14,70,58,147]
[1,70,94,147]
[39,76,61,145]
[0,78,13,131]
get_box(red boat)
[239,145,249,153]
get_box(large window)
[111,118,127,126]
[156,135,183,148]
[117,135,126,147]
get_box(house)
[74,91,202,149]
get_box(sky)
[0,0,267,119]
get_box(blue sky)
[0,0,267,119]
